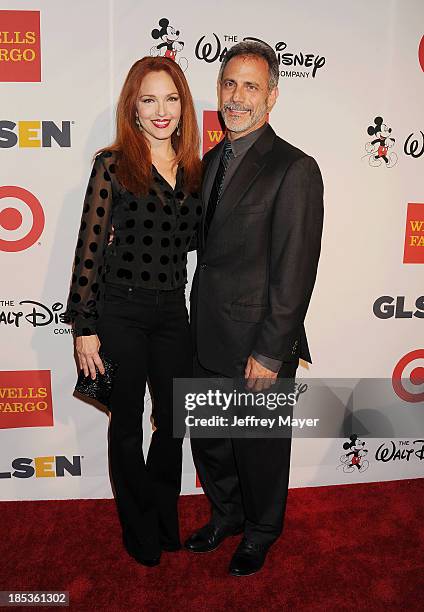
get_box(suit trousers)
[96,282,192,558]
[191,354,298,546]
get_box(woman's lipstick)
[152,119,171,128]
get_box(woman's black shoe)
[161,543,182,552]
[132,554,161,567]
[123,534,161,566]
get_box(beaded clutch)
[74,351,118,407]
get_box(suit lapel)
[206,125,275,244]
[201,140,224,249]
[201,142,223,203]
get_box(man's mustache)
[223,104,252,112]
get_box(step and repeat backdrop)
[1,0,423,501]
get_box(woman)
[66,57,202,566]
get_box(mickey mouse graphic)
[364,116,397,167]
[339,434,369,473]
[150,18,188,71]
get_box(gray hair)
[218,39,279,91]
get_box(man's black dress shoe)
[184,523,243,553]
[229,538,270,576]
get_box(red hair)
[98,57,201,194]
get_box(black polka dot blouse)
[65,151,201,336]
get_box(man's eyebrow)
[223,78,261,87]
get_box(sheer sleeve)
[65,153,113,336]
[187,228,198,252]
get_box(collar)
[227,122,269,158]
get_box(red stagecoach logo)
[0,186,44,252]
[403,203,424,263]
[202,111,225,156]
[0,370,54,429]
[392,350,424,404]
[0,11,41,82]
[202,110,269,156]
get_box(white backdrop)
[1,0,423,501]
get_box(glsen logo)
[202,111,225,155]
[404,203,424,263]
[392,350,424,403]
[0,299,70,333]
[0,121,72,148]
[0,186,44,252]
[0,456,82,479]
[373,296,424,319]
[0,11,41,82]
[195,34,326,79]
[0,370,53,429]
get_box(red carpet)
[1,478,423,611]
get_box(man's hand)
[244,355,277,391]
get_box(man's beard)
[221,101,268,133]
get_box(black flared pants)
[96,283,192,558]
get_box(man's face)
[218,55,278,139]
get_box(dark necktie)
[204,139,234,242]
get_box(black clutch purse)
[74,351,118,407]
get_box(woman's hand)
[75,334,105,379]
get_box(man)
[185,40,324,576]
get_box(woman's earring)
[176,121,181,137]
[135,112,141,130]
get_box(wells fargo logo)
[202,110,225,156]
[202,110,269,156]
[0,370,53,429]
[0,455,82,479]
[403,202,424,263]
[0,121,72,148]
[0,10,41,82]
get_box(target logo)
[0,186,44,252]
[419,35,424,73]
[392,349,424,403]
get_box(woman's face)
[136,70,182,143]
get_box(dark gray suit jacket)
[190,123,324,377]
